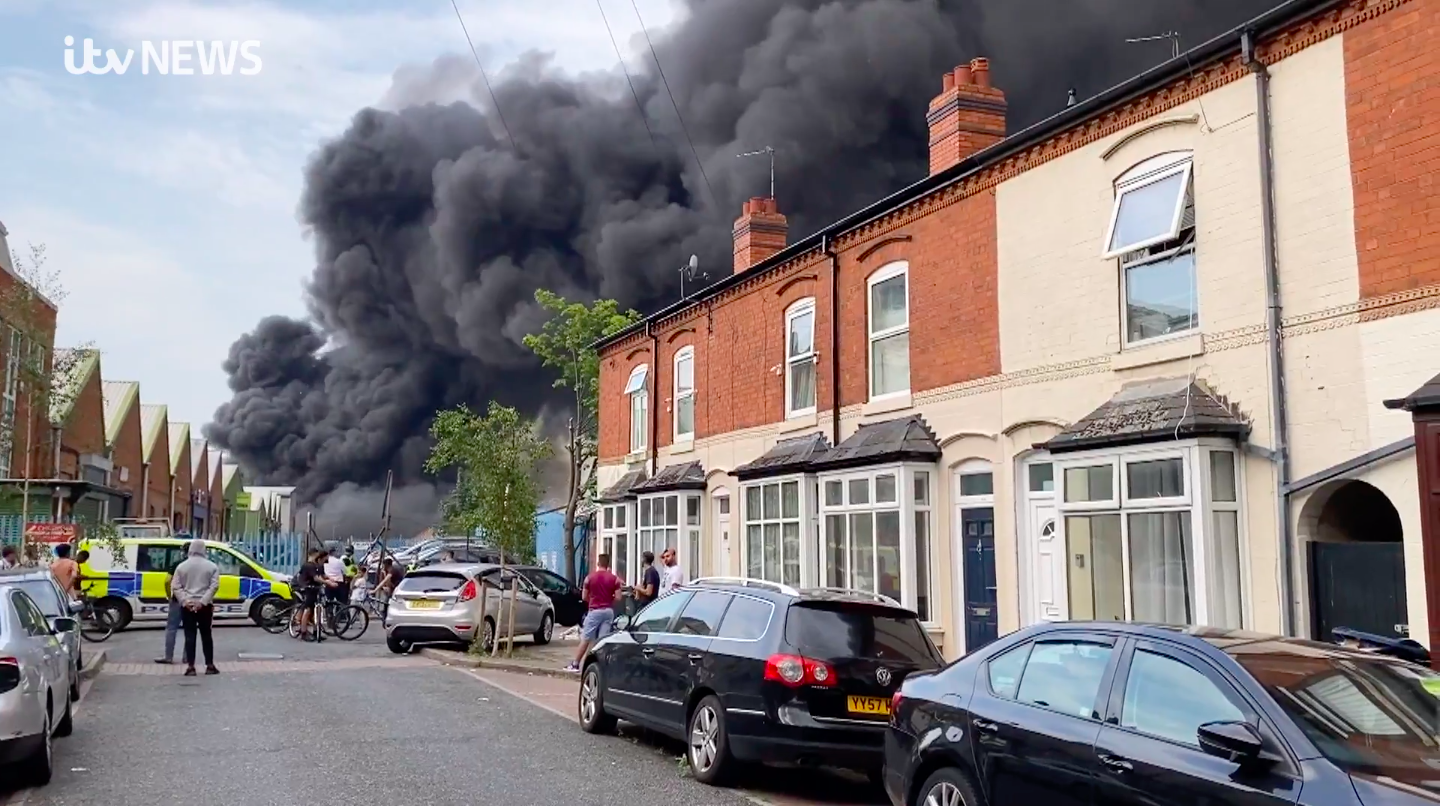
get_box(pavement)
[1,623,886,806]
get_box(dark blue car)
[885,622,1440,806]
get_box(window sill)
[1112,332,1204,371]
[669,439,695,455]
[625,450,647,466]
[863,392,913,417]
[777,411,817,433]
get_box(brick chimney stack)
[927,57,1007,175]
[732,196,788,274]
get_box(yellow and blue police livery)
[78,538,292,630]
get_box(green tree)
[425,402,553,564]
[522,290,639,582]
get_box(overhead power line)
[448,0,518,152]
[596,0,661,153]
[628,0,719,211]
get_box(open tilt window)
[1101,152,1198,345]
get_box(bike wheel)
[79,608,115,643]
[287,606,304,639]
[335,606,369,641]
[260,604,293,635]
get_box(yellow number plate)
[408,600,442,610]
[846,696,891,716]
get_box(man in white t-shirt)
[323,550,347,605]
[659,548,685,596]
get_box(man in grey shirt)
[171,539,220,676]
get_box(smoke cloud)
[206,0,1275,535]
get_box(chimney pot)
[970,57,991,88]
[733,196,788,274]
[953,64,972,87]
[941,71,955,92]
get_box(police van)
[78,535,293,630]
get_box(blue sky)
[0,0,678,431]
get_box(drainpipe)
[824,234,841,446]
[1244,30,1295,636]
[646,320,659,477]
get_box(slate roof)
[101,380,139,447]
[139,404,168,463]
[1040,377,1250,454]
[808,415,941,473]
[596,469,647,503]
[733,432,833,480]
[631,461,707,494]
[1384,373,1440,413]
[167,422,190,474]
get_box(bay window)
[625,364,648,454]
[742,477,805,587]
[1057,441,1244,628]
[673,347,695,443]
[638,491,703,582]
[867,263,910,399]
[818,464,933,619]
[599,501,633,583]
[785,299,816,418]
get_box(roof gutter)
[594,0,1339,353]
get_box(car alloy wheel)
[924,782,964,806]
[689,704,720,774]
[544,613,554,642]
[580,668,599,724]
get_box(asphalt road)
[4,625,754,806]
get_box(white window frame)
[1101,152,1194,259]
[866,262,910,401]
[599,501,634,583]
[740,475,812,588]
[817,463,933,620]
[672,347,695,444]
[625,364,648,454]
[0,328,20,478]
[1052,439,1247,629]
[784,298,817,419]
[636,491,703,586]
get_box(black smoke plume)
[206,0,1277,535]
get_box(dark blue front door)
[962,507,998,651]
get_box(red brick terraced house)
[596,0,1440,658]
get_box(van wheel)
[912,767,980,806]
[250,595,282,626]
[101,598,133,631]
[688,694,736,786]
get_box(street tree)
[1,242,119,563]
[424,402,553,564]
[522,290,639,581]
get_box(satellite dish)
[688,254,699,271]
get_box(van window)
[136,544,184,573]
[207,547,261,578]
[784,603,943,666]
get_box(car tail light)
[458,579,478,602]
[0,657,19,694]
[764,654,837,687]
[891,690,904,715]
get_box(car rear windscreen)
[397,573,467,594]
[785,603,942,665]
[11,580,63,617]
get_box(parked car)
[0,584,76,786]
[885,621,1440,806]
[515,565,585,627]
[577,578,944,786]
[411,543,500,569]
[385,562,556,654]
[0,570,82,699]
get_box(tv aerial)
[737,146,776,199]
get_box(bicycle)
[75,588,118,643]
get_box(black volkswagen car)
[578,578,944,786]
[886,621,1440,806]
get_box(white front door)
[715,494,732,577]
[1030,500,1066,622]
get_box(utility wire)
[596,0,661,153]
[628,0,719,210]
[448,0,518,152]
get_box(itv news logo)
[63,36,262,76]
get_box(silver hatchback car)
[385,563,555,654]
[0,583,77,787]
[0,569,83,698]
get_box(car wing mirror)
[1197,721,1268,764]
[51,616,77,633]
[68,600,83,615]
[613,614,631,632]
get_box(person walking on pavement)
[0,545,18,569]
[565,553,621,673]
[171,539,220,676]
[633,551,659,611]
[155,551,187,665]
[659,548,686,596]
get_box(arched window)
[673,347,695,442]
[624,364,648,453]
[1101,152,1198,345]
[785,298,816,417]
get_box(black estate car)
[886,621,1440,806]
[578,577,944,785]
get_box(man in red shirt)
[566,553,621,672]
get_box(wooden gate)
[1309,541,1408,641]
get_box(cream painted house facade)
[595,0,1440,660]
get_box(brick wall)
[1346,0,1440,297]
[57,361,105,480]
[110,404,143,516]
[144,419,172,522]
[170,435,191,531]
